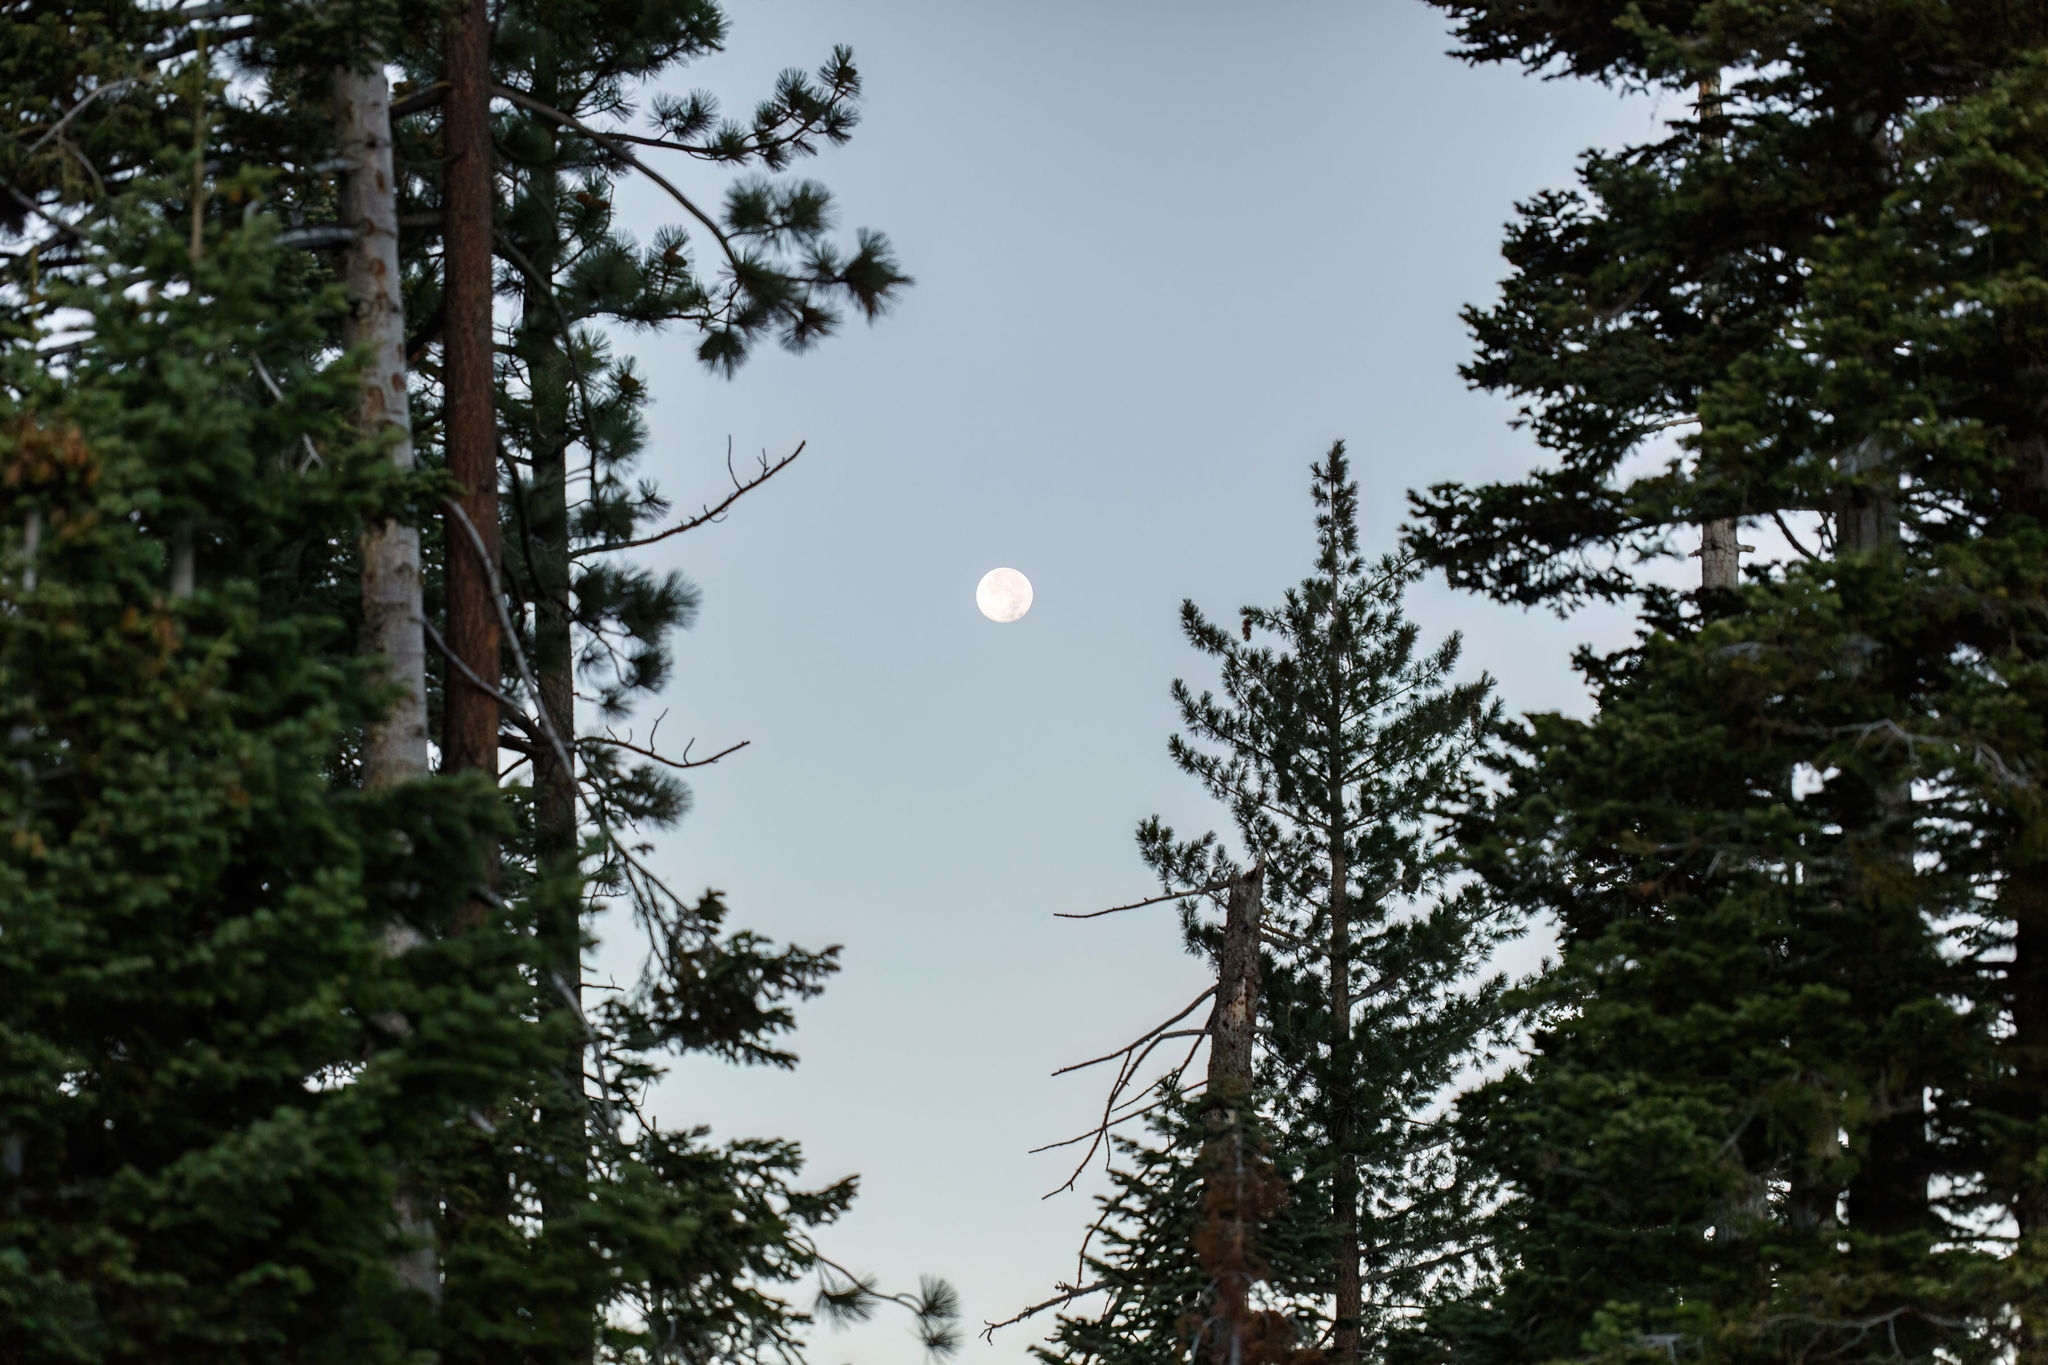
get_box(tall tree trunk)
[1328,808,1360,1365]
[2006,430,2048,1365]
[1199,864,1269,1365]
[1833,436,1936,1353]
[441,0,499,786]
[518,66,592,1363]
[341,63,429,785]
[1696,77,1743,594]
[337,56,438,1322]
[1324,544,1362,1365]
[2009,846,2048,1365]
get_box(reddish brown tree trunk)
[441,0,499,784]
[1198,865,1273,1365]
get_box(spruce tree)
[1400,3,2048,1361]
[1030,445,1508,1365]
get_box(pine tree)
[371,2,922,1358]
[3,6,946,1362]
[1030,445,1508,1365]
[1400,3,2048,1361]
[0,46,530,1358]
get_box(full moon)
[976,567,1033,623]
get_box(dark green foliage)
[1404,3,2048,1362]
[0,142,527,1361]
[1037,447,1510,1365]
[1410,2,2048,610]
[1432,582,1995,1364]
[1036,1096,1327,1365]
[397,3,921,1359]
[3,3,932,1361]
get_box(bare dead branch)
[572,438,805,557]
[444,499,579,784]
[25,78,143,156]
[1770,508,1826,564]
[584,733,749,771]
[1027,1081,1205,1155]
[421,614,544,744]
[981,1282,1106,1340]
[1050,987,1216,1078]
[389,82,450,119]
[1056,878,1233,920]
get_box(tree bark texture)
[518,72,594,1362]
[1699,518,1742,590]
[1695,79,1743,596]
[1198,863,1274,1365]
[338,62,429,788]
[337,58,440,1322]
[440,0,499,782]
[1327,809,1360,1365]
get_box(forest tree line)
[6,2,2048,1365]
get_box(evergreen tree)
[1031,445,1508,1365]
[1401,3,2048,1361]
[0,62,530,1360]
[373,3,922,1358]
[2,5,946,1362]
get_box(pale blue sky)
[594,4,1663,1361]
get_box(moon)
[976,567,1033,623]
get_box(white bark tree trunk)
[339,62,428,786]
[337,60,439,1316]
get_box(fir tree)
[1029,445,1509,1365]
[1401,3,2048,1361]
[0,67,529,1360]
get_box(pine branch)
[490,83,743,269]
[23,77,144,156]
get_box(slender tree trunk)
[1200,864,1268,1365]
[1833,437,1937,1353]
[340,63,429,785]
[1696,77,1743,595]
[1322,536,1362,1365]
[338,57,439,1325]
[1328,810,1360,1365]
[441,0,499,786]
[518,65,593,1362]
[2011,847,2048,1365]
[2007,431,2048,1365]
